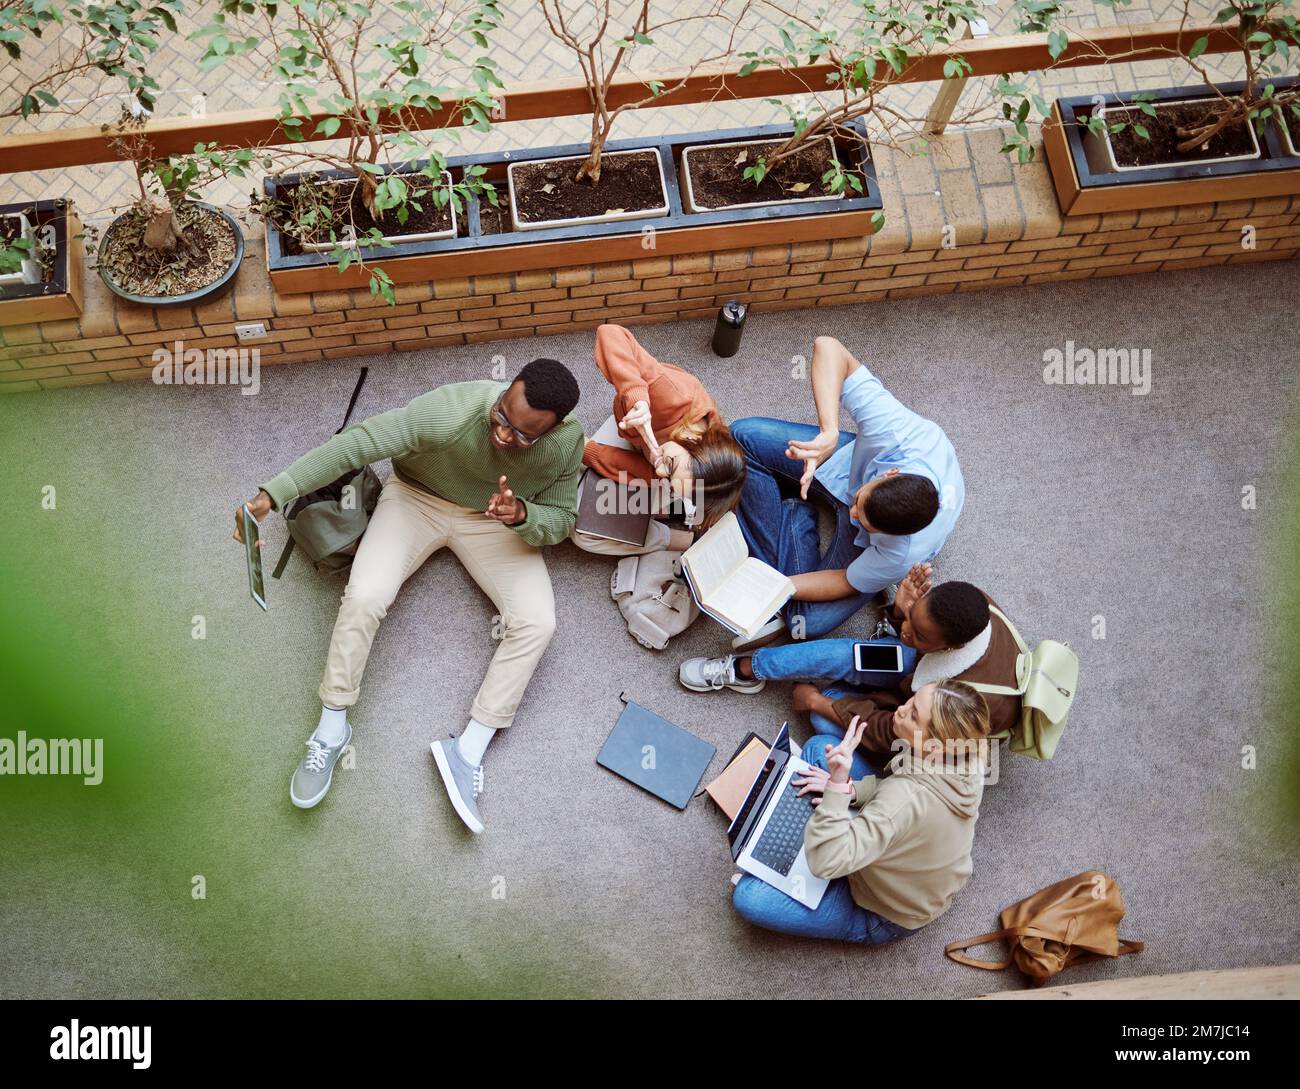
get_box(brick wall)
[3,130,1298,394]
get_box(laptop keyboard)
[751,778,816,876]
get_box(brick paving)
[0,1,1243,223]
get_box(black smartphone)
[852,642,904,673]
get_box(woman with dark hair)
[573,324,745,555]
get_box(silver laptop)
[726,723,828,909]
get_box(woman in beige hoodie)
[732,680,989,943]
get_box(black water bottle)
[711,299,747,357]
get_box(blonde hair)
[927,680,991,744]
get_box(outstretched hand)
[824,716,868,784]
[486,475,525,526]
[785,429,838,499]
[894,561,934,615]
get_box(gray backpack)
[272,368,382,579]
[610,550,700,650]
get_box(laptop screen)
[725,722,790,848]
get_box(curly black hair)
[516,357,580,420]
[924,581,990,647]
[866,473,939,536]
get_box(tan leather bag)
[945,870,1144,986]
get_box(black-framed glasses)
[490,393,541,448]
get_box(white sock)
[457,718,497,765]
[316,704,348,746]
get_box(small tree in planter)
[0,0,183,119]
[1075,0,1300,165]
[515,0,749,229]
[92,119,257,302]
[711,0,1057,214]
[194,0,505,301]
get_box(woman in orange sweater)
[574,324,745,555]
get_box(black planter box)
[0,198,75,303]
[1056,77,1300,189]
[264,118,882,277]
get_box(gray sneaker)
[430,738,485,834]
[679,654,766,694]
[290,721,352,809]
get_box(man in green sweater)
[234,359,584,833]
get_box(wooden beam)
[0,21,1246,174]
[975,963,1300,1000]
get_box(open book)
[680,512,795,639]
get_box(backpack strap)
[965,606,1032,697]
[272,368,368,582]
[336,366,369,434]
[271,537,296,580]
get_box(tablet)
[242,505,267,611]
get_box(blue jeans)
[731,417,871,638]
[750,637,917,688]
[730,736,917,945]
[750,636,916,739]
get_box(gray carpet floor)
[3,261,1298,999]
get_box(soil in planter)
[1286,110,1300,154]
[100,203,236,297]
[478,196,517,236]
[272,173,454,256]
[1105,100,1256,168]
[686,139,853,209]
[512,151,663,224]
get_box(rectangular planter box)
[299,170,458,252]
[0,212,42,288]
[0,199,83,327]
[680,134,844,213]
[264,120,882,295]
[1044,79,1300,216]
[508,148,669,230]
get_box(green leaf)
[1188,35,1209,61]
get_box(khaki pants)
[319,477,556,728]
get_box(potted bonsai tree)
[93,119,255,306]
[512,0,749,231]
[194,0,505,303]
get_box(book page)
[701,557,794,634]
[681,512,747,599]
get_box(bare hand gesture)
[486,475,525,526]
[619,399,660,464]
[894,561,934,615]
[825,716,868,784]
[785,429,838,500]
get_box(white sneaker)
[730,616,786,651]
[678,654,766,694]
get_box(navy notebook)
[597,697,716,810]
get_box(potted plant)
[0,210,41,288]
[195,0,505,303]
[1043,0,1300,213]
[0,199,84,325]
[511,0,744,231]
[707,0,1051,220]
[91,120,255,307]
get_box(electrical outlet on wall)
[235,322,268,341]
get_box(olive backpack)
[271,368,382,579]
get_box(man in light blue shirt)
[686,336,963,663]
